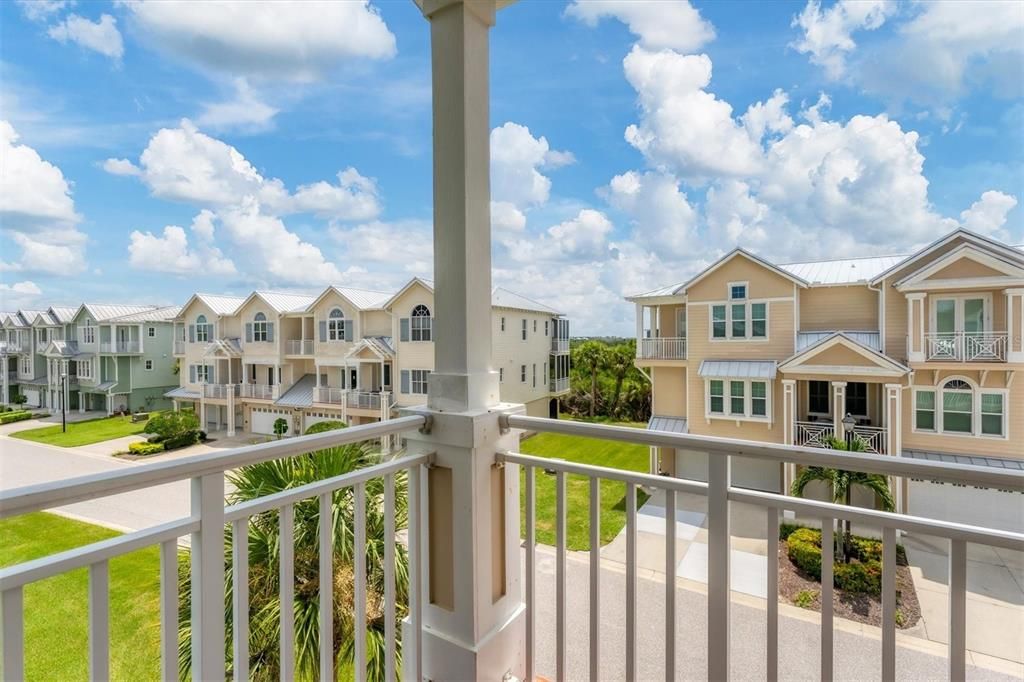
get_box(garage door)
[908,479,1023,534]
[675,448,782,493]
[251,407,292,436]
[304,411,345,433]
[21,389,40,408]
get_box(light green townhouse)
[2,303,181,414]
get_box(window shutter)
[245,323,252,343]
[267,323,274,342]
[400,318,409,342]
[319,321,327,342]
[344,320,353,342]
[189,365,196,383]
[401,370,410,394]
[209,364,216,383]
[188,325,195,343]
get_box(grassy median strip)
[519,422,649,551]
[0,512,165,681]
[9,414,151,447]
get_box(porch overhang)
[203,339,243,358]
[698,360,776,379]
[344,337,395,361]
[164,387,200,400]
[779,332,909,378]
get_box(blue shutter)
[400,318,409,342]
[319,321,327,342]
[266,323,274,342]
[188,325,195,343]
[189,365,196,383]
[344,320,353,342]
[245,323,252,343]
[401,370,410,394]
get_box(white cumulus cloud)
[790,0,895,79]
[128,211,236,277]
[566,0,715,52]
[102,157,140,176]
[48,13,124,60]
[960,191,1018,241]
[0,280,44,310]
[196,78,279,134]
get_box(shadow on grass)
[611,489,651,512]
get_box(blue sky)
[1,0,1021,334]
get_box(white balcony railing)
[239,383,278,400]
[100,341,141,354]
[793,420,834,448]
[549,376,570,393]
[346,390,392,411]
[637,336,687,360]
[314,387,346,405]
[173,340,185,355]
[285,339,314,356]
[550,338,569,353]
[924,332,1008,362]
[203,383,240,399]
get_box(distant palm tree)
[790,436,895,562]
[574,340,608,418]
[177,432,408,681]
[607,343,635,416]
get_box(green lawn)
[0,513,165,681]
[9,414,151,447]
[519,421,650,551]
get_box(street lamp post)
[842,412,856,449]
[60,371,67,433]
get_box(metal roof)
[191,293,247,316]
[81,304,160,322]
[779,254,907,285]
[904,449,1024,472]
[647,415,689,434]
[345,336,396,360]
[333,286,392,310]
[796,330,881,352]
[108,305,182,323]
[19,375,49,386]
[252,291,317,314]
[275,374,316,408]
[43,340,85,358]
[4,313,29,327]
[491,287,562,315]
[48,306,77,323]
[81,380,118,393]
[165,387,201,400]
[203,338,243,358]
[698,360,777,379]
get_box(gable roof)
[628,248,809,301]
[77,303,159,322]
[381,277,434,311]
[778,332,909,377]
[780,254,907,286]
[306,285,393,313]
[382,278,563,315]
[108,305,182,323]
[892,242,1024,290]
[178,293,247,319]
[240,291,317,315]
[48,306,78,324]
[870,228,1024,285]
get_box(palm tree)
[574,340,608,418]
[790,436,895,562]
[607,343,635,416]
[177,427,409,681]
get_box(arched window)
[411,304,432,341]
[328,308,347,341]
[195,314,209,342]
[253,312,268,342]
[914,376,1006,438]
[940,378,973,434]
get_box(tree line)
[560,338,651,423]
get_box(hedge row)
[785,527,883,596]
[128,441,165,456]
[0,411,32,424]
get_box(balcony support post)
[907,293,927,362]
[831,381,847,441]
[782,379,796,493]
[405,2,525,680]
[1007,289,1024,363]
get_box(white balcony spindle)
[949,539,967,681]
[407,464,423,682]
[881,526,896,680]
[707,454,731,680]
[625,481,637,680]
[191,472,226,680]
[588,476,600,681]
[354,482,367,682]
[232,519,249,682]
[664,488,676,681]
[821,519,834,681]
[383,475,396,682]
[1,587,24,681]
[525,466,536,682]
[89,560,109,681]
[160,539,179,681]
[280,504,295,681]
[318,493,334,682]
[555,470,567,682]
[766,508,779,682]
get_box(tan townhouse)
[168,279,570,443]
[629,228,1024,532]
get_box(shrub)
[147,411,199,441]
[163,431,201,451]
[0,411,32,424]
[786,526,885,595]
[128,441,165,456]
[786,527,823,579]
[795,589,816,608]
[834,561,881,596]
[147,434,164,444]
[304,420,348,435]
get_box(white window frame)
[808,380,830,417]
[708,300,769,342]
[410,369,430,395]
[500,317,505,332]
[521,318,527,341]
[544,320,549,336]
[728,281,748,301]
[521,364,527,383]
[410,305,432,342]
[82,325,96,344]
[77,359,93,380]
[704,377,772,423]
[499,367,504,383]
[252,312,269,343]
[911,377,1008,440]
[196,364,211,383]
[328,308,346,342]
[148,327,156,338]
[929,293,992,335]
[195,315,210,343]
[145,359,154,371]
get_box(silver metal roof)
[81,304,160,322]
[165,387,201,400]
[647,415,689,434]
[491,287,562,315]
[332,286,393,310]
[345,336,396,360]
[698,360,777,379]
[796,331,881,352]
[780,254,908,285]
[253,291,317,314]
[275,374,316,408]
[48,306,77,323]
[192,293,247,316]
[904,449,1024,472]
[81,380,118,393]
[107,305,182,323]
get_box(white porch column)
[1006,288,1024,362]
[885,383,904,514]
[172,399,179,413]
[107,394,113,416]
[782,379,796,493]
[832,381,847,438]
[635,302,643,342]
[226,391,235,438]
[906,293,927,362]
[404,2,525,679]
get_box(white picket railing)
[346,391,391,411]
[637,337,687,360]
[99,341,141,354]
[851,424,887,454]
[0,416,428,682]
[202,383,239,399]
[314,386,347,405]
[794,420,835,448]
[925,332,1008,362]
[549,376,570,393]
[551,338,569,353]
[285,339,314,356]
[173,340,186,355]
[239,383,278,400]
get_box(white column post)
[782,379,796,493]
[404,2,525,679]
[832,381,847,439]
[885,383,904,514]
[906,293,927,361]
[635,302,643,343]
[1006,289,1024,362]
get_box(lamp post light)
[842,412,856,449]
[60,370,67,433]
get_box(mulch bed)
[778,539,922,629]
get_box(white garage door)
[251,408,292,436]
[304,411,345,433]
[675,448,782,493]
[908,479,1023,534]
[21,389,40,408]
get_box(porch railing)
[924,332,1008,362]
[793,420,834,448]
[637,336,687,360]
[346,391,393,411]
[99,341,141,354]
[549,376,570,393]
[551,338,569,353]
[239,383,278,400]
[314,386,346,405]
[285,339,314,356]
[203,383,240,399]
[173,340,185,355]
[851,424,887,454]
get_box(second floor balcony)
[239,383,279,400]
[637,336,687,360]
[923,332,1009,362]
[285,339,314,356]
[203,383,240,400]
[793,420,888,455]
[173,340,185,355]
[99,341,142,354]
[549,376,570,394]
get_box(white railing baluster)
[280,504,295,681]
[707,454,731,681]
[383,475,396,682]
[1,587,24,681]
[588,476,600,682]
[408,464,423,682]
[524,465,536,682]
[625,481,637,681]
[664,488,676,681]
[191,472,226,681]
[160,539,179,681]
[89,560,110,681]
[231,519,249,682]
[820,518,834,682]
[766,508,779,682]
[318,493,334,682]
[555,470,567,682]
[354,483,367,682]
[881,526,896,680]
[949,539,967,681]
